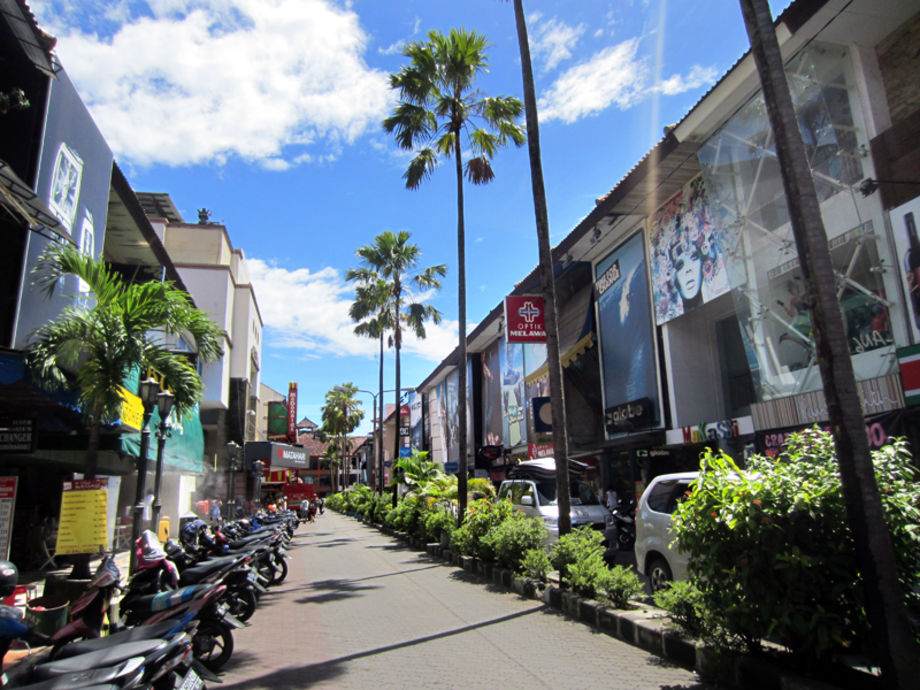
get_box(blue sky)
[30,0,792,433]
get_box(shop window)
[716,316,756,417]
[697,42,895,402]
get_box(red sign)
[527,442,553,459]
[287,382,298,442]
[504,296,546,342]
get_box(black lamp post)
[150,389,175,534]
[226,441,240,515]
[130,376,160,574]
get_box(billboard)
[647,176,730,325]
[595,232,661,434]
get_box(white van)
[497,458,612,542]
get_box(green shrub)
[550,526,605,582]
[481,515,548,571]
[602,565,644,609]
[564,549,609,599]
[521,548,551,582]
[451,499,513,560]
[386,495,421,534]
[674,430,920,658]
[422,506,456,544]
[653,579,713,639]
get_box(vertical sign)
[0,478,18,560]
[287,382,298,443]
[56,478,108,555]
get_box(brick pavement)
[216,511,712,689]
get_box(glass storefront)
[697,42,897,402]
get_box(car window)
[646,479,693,514]
[498,483,511,500]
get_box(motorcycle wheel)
[256,558,278,585]
[193,619,234,672]
[227,587,258,623]
[618,530,634,549]
[273,556,288,584]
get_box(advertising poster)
[647,176,730,325]
[524,343,549,444]
[445,370,460,464]
[481,341,503,446]
[409,391,423,452]
[0,478,17,560]
[891,197,920,343]
[56,478,108,555]
[500,340,526,449]
[595,232,660,432]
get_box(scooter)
[611,498,636,550]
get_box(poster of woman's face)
[648,176,730,325]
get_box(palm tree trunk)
[739,1,920,685]
[510,0,571,535]
[393,285,402,485]
[453,128,469,524]
[378,330,385,494]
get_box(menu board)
[0,478,18,560]
[56,478,108,555]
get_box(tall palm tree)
[347,272,394,494]
[318,384,364,491]
[28,243,223,479]
[348,231,445,487]
[739,1,920,685]
[502,0,572,534]
[384,29,525,521]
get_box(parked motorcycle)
[610,498,636,550]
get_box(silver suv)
[634,472,698,592]
[497,458,611,542]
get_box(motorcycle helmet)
[0,561,17,599]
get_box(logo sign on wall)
[605,398,653,433]
[504,296,546,342]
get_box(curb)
[350,513,877,690]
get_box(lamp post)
[130,376,160,574]
[150,389,175,534]
[226,441,241,515]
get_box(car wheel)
[647,556,673,593]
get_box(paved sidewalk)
[217,511,711,689]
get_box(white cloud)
[656,65,719,95]
[538,39,717,124]
[538,39,648,123]
[529,16,585,73]
[37,0,393,168]
[248,258,456,363]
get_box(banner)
[287,382,298,442]
[504,296,546,342]
[0,478,17,560]
[56,478,108,555]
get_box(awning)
[525,282,595,386]
[0,160,74,245]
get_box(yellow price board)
[56,479,109,555]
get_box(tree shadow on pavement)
[294,578,381,604]
[216,605,547,689]
[312,538,357,548]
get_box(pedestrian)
[307,499,317,523]
[209,497,222,524]
[319,497,325,515]
[299,498,310,523]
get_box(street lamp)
[150,389,175,532]
[130,375,160,574]
[225,440,241,514]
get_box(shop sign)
[0,477,17,560]
[897,344,920,405]
[605,398,653,432]
[0,418,35,453]
[399,427,410,437]
[665,416,754,445]
[756,409,902,457]
[274,443,308,468]
[504,296,546,342]
[287,383,298,442]
[527,442,553,459]
[56,478,108,556]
